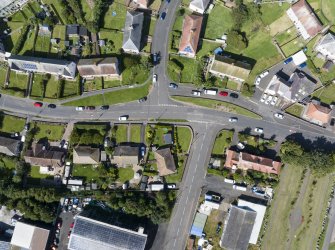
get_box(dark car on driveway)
[48,104,56,109]
[169,83,178,89]
[138,97,147,103]
[100,105,109,110]
[230,93,239,99]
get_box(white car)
[260,71,269,78]
[75,106,84,111]
[260,93,267,102]
[63,141,69,149]
[274,113,284,119]
[153,74,157,83]
[254,127,264,134]
[271,96,278,106]
[229,117,238,122]
[119,115,128,121]
[267,95,273,102]
[237,142,245,150]
[192,90,201,96]
[167,184,176,189]
[255,77,261,86]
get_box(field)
[0,114,25,134]
[117,167,134,183]
[197,40,220,58]
[84,78,103,92]
[322,0,335,23]
[34,34,51,57]
[72,164,100,182]
[204,5,233,39]
[280,36,305,57]
[31,74,59,99]
[212,130,234,155]
[168,55,200,83]
[7,71,28,97]
[30,166,50,179]
[99,31,123,53]
[63,80,79,98]
[172,96,262,119]
[203,209,225,249]
[32,122,65,141]
[18,28,36,56]
[0,68,7,85]
[130,125,141,143]
[176,127,192,153]
[115,124,128,144]
[285,103,304,117]
[102,1,127,30]
[312,84,335,105]
[1,21,24,52]
[152,125,174,147]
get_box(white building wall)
[286,8,310,40]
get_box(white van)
[119,116,128,121]
[204,89,217,95]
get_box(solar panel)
[22,63,38,70]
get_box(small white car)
[63,141,69,149]
[260,93,267,102]
[271,96,278,106]
[260,71,269,78]
[167,184,176,189]
[254,127,264,134]
[75,106,84,111]
[274,113,284,119]
[229,117,238,122]
[119,115,128,121]
[192,90,201,96]
[153,74,157,83]
[267,95,273,102]
[237,142,245,150]
[255,77,261,86]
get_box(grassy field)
[330,243,335,250]
[84,78,103,92]
[118,167,134,183]
[260,3,290,25]
[34,34,51,56]
[274,27,297,46]
[172,96,262,119]
[226,80,239,91]
[0,114,25,133]
[18,28,36,56]
[165,155,186,183]
[176,127,192,153]
[99,31,123,53]
[31,74,59,99]
[212,130,234,155]
[197,40,219,58]
[285,103,304,117]
[312,84,335,104]
[0,156,16,169]
[30,166,50,179]
[63,79,79,98]
[152,125,173,147]
[280,36,305,57]
[168,55,200,83]
[322,0,335,23]
[72,164,100,182]
[204,5,233,39]
[1,21,24,52]
[130,125,141,143]
[63,82,150,106]
[102,1,127,30]
[115,124,128,144]
[43,0,68,24]
[8,71,28,95]
[261,165,305,250]
[33,122,65,141]
[0,68,7,85]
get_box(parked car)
[230,93,238,98]
[284,57,293,64]
[48,104,56,109]
[140,146,145,157]
[169,83,178,89]
[100,105,109,110]
[271,96,278,105]
[75,106,84,111]
[259,71,269,78]
[254,127,264,134]
[86,106,95,110]
[67,231,71,239]
[138,97,147,103]
[59,140,65,148]
[260,93,267,103]
[299,62,307,68]
[34,102,43,107]
[160,12,166,20]
[21,135,26,142]
[63,141,69,149]
[70,222,74,229]
[228,117,238,122]
[119,115,128,121]
[152,52,161,64]
[219,91,228,97]
[255,76,261,86]
[10,132,19,138]
[192,90,201,96]
[274,113,284,119]
[237,142,245,150]
[167,184,176,189]
[24,124,29,131]
[153,74,157,83]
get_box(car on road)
[228,117,238,122]
[48,104,56,109]
[192,90,201,96]
[153,74,157,83]
[140,146,145,157]
[237,142,245,150]
[274,113,284,119]
[86,106,95,110]
[34,102,43,107]
[70,222,74,229]
[230,93,238,98]
[119,115,128,121]
[68,231,71,239]
[219,91,228,97]
[75,106,84,111]
[160,12,166,20]
[100,105,109,110]
[271,96,278,106]
[138,97,147,103]
[255,76,261,86]
[169,83,178,89]
[259,71,269,78]
[152,52,161,64]
[254,127,264,134]
[260,93,267,103]
[167,184,176,189]
[284,57,293,64]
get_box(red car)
[219,91,228,97]
[70,222,74,229]
[34,102,43,107]
[68,231,71,239]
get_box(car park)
[153,74,157,83]
[34,102,43,107]
[160,12,166,20]
[138,97,147,103]
[259,71,269,78]
[100,105,109,110]
[75,106,84,111]
[219,91,228,96]
[274,113,284,119]
[230,93,238,98]
[48,104,56,109]
[169,83,178,89]
[254,127,264,134]
[192,90,201,96]
[228,117,238,122]
[119,115,128,121]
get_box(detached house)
[112,145,139,167]
[179,14,203,58]
[122,11,144,54]
[0,136,20,156]
[154,147,176,176]
[189,0,210,14]
[77,58,120,80]
[315,33,335,62]
[286,0,322,40]
[302,101,332,126]
[73,146,100,165]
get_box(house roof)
[210,54,251,80]
[134,0,148,8]
[179,14,203,56]
[122,11,144,52]
[68,215,147,250]
[67,24,79,35]
[163,133,173,144]
[317,33,335,56]
[79,26,88,36]
[114,145,139,157]
[11,222,49,250]
[0,136,20,156]
[154,148,176,176]
[73,146,100,165]
[24,143,65,168]
[190,212,207,237]
[220,206,256,250]
[77,58,119,77]
[225,149,282,175]
[290,0,322,38]
[305,102,331,124]
[189,0,210,11]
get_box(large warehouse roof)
[68,215,147,250]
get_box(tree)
[305,150,335,175]
[70,128,80,144]
[227,30,248,50]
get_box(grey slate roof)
[190,0,210,12]
[122,11,144,53]
[317,33,335,55]
[67,24,79,36]
[220,206,256,250]
[0,136,20,156]
[68,215,147,250]
[114,145,139,156]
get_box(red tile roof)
[305,102,331,124]
[179,14,203,56]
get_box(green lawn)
[330,243,335,250]
[10,11,26,22]
[0,156,16,169]
[102,1,127,30]
[115,125,128,144]
[172,96,262,119]
[33,122,65,141]
[99,30,123,53]
[8,71,28,96]
[63,82,150,106]
[322,0,335,23]
[197,40,219,58]
[30,165,50,178]
[63,79,79,98]
[117,167,134,183]
[103,80,123,88]
[312,84,335,104]
[280,36,305,57]
[203,209,224,248]
[153,125,173,147]
[84,78,103,92]
[204,5,233,39]
[275,27,298,46]
[34,34,51,56]
[176,127,192,153]
[72,164,100,182]
[0,114,25,134]
[212,130,234,155]
[165,155,186,183]
[130,125,141,143]
[0,68,7,85]
[43,0,68,24]
[285,103,304,117]
[18,28,36,56]
[168,55,200,83]
[260,3,290,25]
[226,80,239,91]
[31,74,59,99]
[1,21,24,52]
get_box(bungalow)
[8,55,77,79]
[179,14,203,58]
[77,57,120,80]
[224,149,282,175]
[209,54,251,83]
[189,0,210,14]
[113,145,139,167]
[154,147,176,176]
[315,33,335,62]
[122,11,144,54]
[302,101,332,126]
[286,0,322,40]
[0,136,20,156]
[73,146,100,165]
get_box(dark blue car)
[160,12,166,20]
[284,57,293,64]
